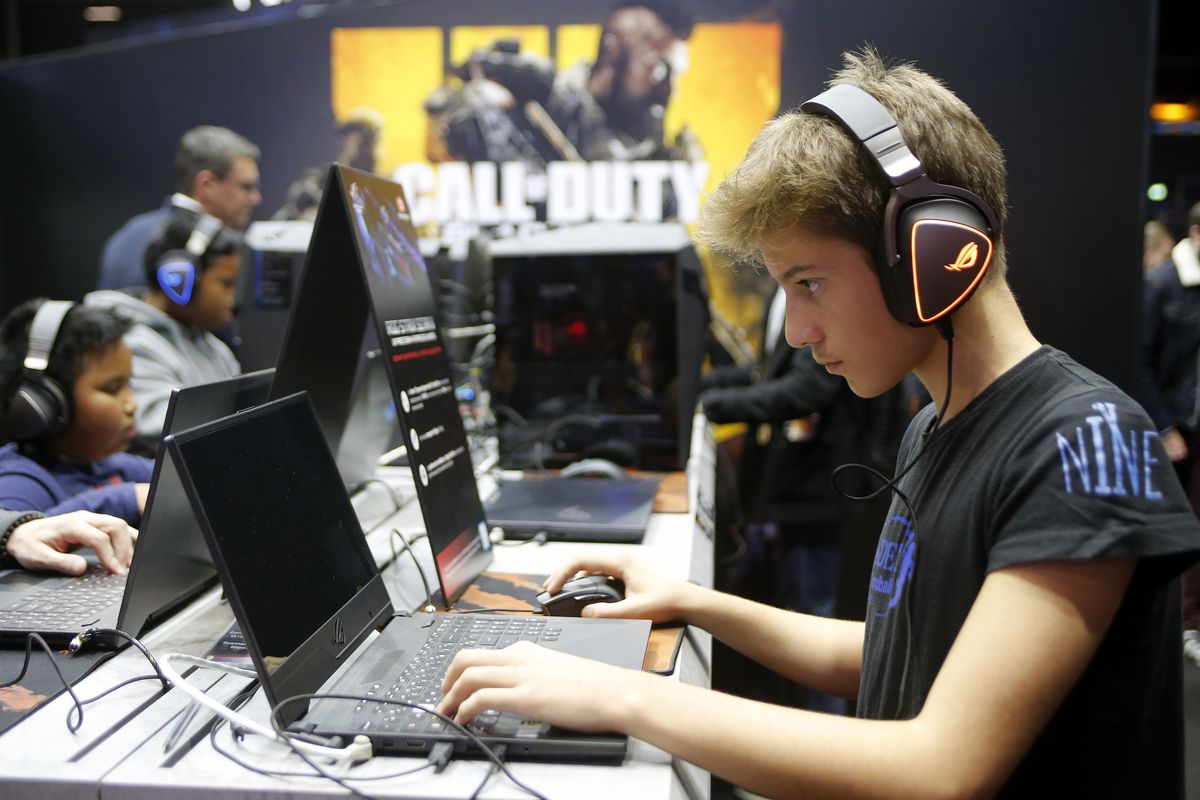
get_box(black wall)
[0,0,1154,390]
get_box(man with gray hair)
[97,125,262,290]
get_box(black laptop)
[483,477,659,543]
[0,369,274,646]
[167,392,650,762]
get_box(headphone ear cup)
[156,254,198,305]
[1,372,71,441]
[887,198,994,326]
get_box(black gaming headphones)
[153,212,224,306]
[0,300,76,442]
[800,84,999,329]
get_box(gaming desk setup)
[0,166,717,800]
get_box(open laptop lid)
[166,392,393,723]
[325,164,493,606]
[115,368,275,640]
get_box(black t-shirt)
[857,346,1200,797]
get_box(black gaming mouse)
[535,575,626,616]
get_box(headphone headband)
[801,85,923,185]
[185,213,224,258]
[23,300,75,372]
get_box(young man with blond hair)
[439,50,1200,798]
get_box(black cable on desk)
[271,693,549,800]
[2,628,170,735]
[348,477,406,514]
[1,633,87,732]
[469,743,505,799]
[389,528,437,612]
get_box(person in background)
[98,125,261,291]
[85,210,242,441]
[1144,219,1175,272]
[1138,200,1200,669]
[0,507,135,575]
[0,301,152,527]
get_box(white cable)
[157,653,374,765]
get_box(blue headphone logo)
[157,260,196,305]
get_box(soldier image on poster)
[273,107,386,222]
[423,1,703,170]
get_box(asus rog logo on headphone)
[331,617,346,647]
[945,242,979,272]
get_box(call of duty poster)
[286,11,782,347]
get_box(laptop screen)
[169,394,380,668]
[333,165,493,606]
[118,368,277,639]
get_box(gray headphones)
[1,300,75,441]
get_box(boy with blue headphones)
[85,209,242,441]
[438,49,1200,797]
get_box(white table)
[0,418,716,800]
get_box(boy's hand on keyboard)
[438,640,650,733]
[5,511,137,576]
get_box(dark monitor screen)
[169,394,380,671]
[491,247,701,471]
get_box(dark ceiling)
[0,0,1196,108]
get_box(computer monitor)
[267,186,399,491]
[488,223,707,471]
[238,220,312,373]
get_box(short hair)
[172,125,261,196]
[0,300,131,412]
[1188,201,1200,233]
[696,48,1009,281]
[142,210,244,288]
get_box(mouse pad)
[0,645,114,735]
[425,571,686,675]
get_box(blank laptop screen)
[171,394,377,665]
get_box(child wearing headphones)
[0,300,152,528]
[84,208,241,441]
[438,50,1200,797]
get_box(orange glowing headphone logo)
[945,242,979,272]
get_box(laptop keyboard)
[0,567,125,632]
[352,615,560,737]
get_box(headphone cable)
[831,320,954,720]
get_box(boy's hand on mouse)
[438,641,652,732]
[543,552,699,624]
[5,511,137,576]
